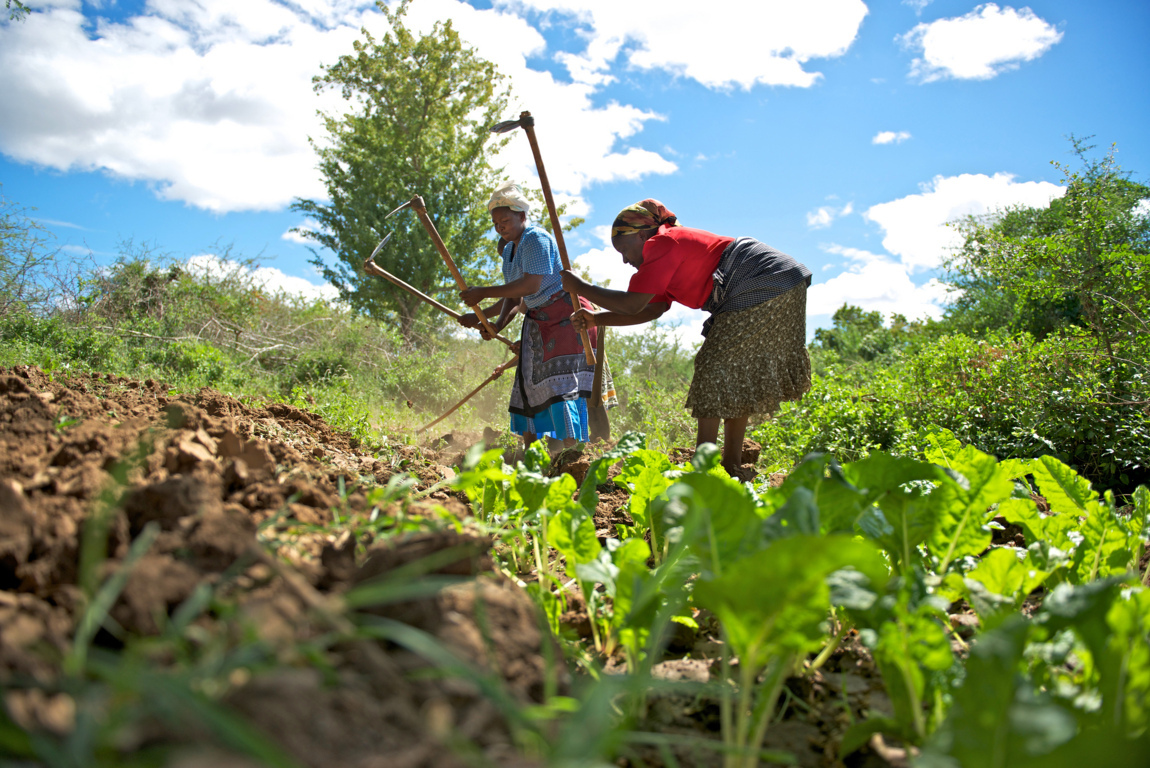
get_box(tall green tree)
[947,140,1150,358]
[292,0,508,341]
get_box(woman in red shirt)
[561,199,812,476]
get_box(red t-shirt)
[627,226,735,309]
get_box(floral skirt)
[685,283,811,420]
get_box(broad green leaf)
[1105,588,1150,735]
[690,442,721,472]
[521,439,550,472]
[762,486,821,540]
[774,453,869,534]
[928,446,1014,573]
[616,448,673,482]
[998,495,1079,558]
[859,492,938,573]
[963,547,1049,625]
[966,546,1046,596]
[874,594,954,741]
[1031,455,1096,517]
[1127,485,1150,541]
[543,472,579,513]
[575,549,618,595]
[922,429,965,468]
[573,537,649,597]
[577,431,646,509]
[919,615,1079,768]
[664,474,765,579]
[844,451,944,503]
[1070,496,1133,584]
[1037,579,1144,747]
[548,505,601,577]
[617,449,674,531]
[693,535,887,670]
[612,537,651,568]
[998,458,1031,482]
[510,469,553,513]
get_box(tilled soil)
[0,365,548,767]
[1,365,901,768]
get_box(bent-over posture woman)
[458,183,603,451]
[561,199,812,475]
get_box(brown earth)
[0,365,550,767]
[0,365,898,768]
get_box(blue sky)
[2,0,1148,340]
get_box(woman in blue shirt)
[458,183,600,451]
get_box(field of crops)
[2,364,1147,767]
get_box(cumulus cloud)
[899,3,1063,82]
[873,130,911,145]
[864,172,1063,271]
[806,202,853,229]
[282,219,323,245]
[506,0,869,90]
[0,1,872,217]
[185,253,339,303]
[0,0,677,214]
[810,244,952,320]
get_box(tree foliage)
[948,139,1150,359]
[811,304,916,365]
[6,0,30,22]
[0,191,66,317]
[292,0,509,341]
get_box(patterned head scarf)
[610,199,678,238]
[488,182,531,213]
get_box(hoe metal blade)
[384,199,415,220]
[367,232,392,262]
[489,118,523,134]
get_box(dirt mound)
[0,365,547,767]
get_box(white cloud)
[810,245,952,320]
[282,219,322,245]
[899,3,1062,83]
[185,253,339,303]
[507,0,870,90]
[0,0,678,215]
[902,0,933,14]
[806,202,853,229]
[864,172,1063,271]
[1,1,874,219]
[873,130,912,145]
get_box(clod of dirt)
[0,366,554,766]
[741,438,762,464]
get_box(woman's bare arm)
[572,302,669,331]
[560,270,654,315]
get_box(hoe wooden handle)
[409,196,502,343]
[363,258,517,351]
[417,356,519,434]
[519,113,596,366]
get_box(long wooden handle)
[520,113,596,366]
[409,196,503,342]
[363,259,517,350]
[417,356,519,434]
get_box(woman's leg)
[722,416,749,472]
[696,417,721,446]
